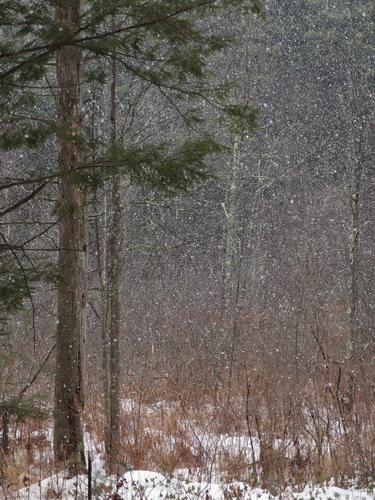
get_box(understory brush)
[1,358,374,497]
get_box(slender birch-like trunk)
[94,189,111,463]
[337,61,362,407]
[342,95,361,410]
[221,133,243,390]
[222,133,242,320]
[54,0,86,472]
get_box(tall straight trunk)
[346,116,361,410]
[221,132,242,389]
[348,148,360,362]
[106,43,122,473]
[93,189,111,464]
[91,80,111,464]
[338,64,362,407]
[54,0,86,472]
[107,177,121,473]
[333,5,369,408]
[222,133,242,320]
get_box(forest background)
[0,0,374,495]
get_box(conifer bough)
[0,0,262,472]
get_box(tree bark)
[337,54,362,408]
[1,412,9,456]
[107,42,122,473]
[222,132,242,320]
[93,191,111,468]
[221,132,243,390]
[54,0,86,473]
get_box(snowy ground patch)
[11,470,375,499]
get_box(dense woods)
[0,0,374,498]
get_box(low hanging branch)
[0,183,47,219]
[18,343,56,401]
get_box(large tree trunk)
[54,0,86,473]
[106,45,122,473]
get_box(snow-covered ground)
[4,402,374,499]
[11,469,375,499]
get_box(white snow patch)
[13,470,375,499]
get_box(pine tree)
[0,0,263,471]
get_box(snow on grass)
[5,400,375,499]
[12,469,375,499]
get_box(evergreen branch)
[0,0,216,60]
[0,0,219,81]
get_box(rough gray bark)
[53,0,86,472]
[107,45,122,473]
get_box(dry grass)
[2,353,375,496]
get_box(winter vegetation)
[0,0,374,498]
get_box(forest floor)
[2,397,375,499]
[11,468,375,499]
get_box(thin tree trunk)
[107,176,121,473]
[333,5,366,409]
[94,189,111,467]
[1,412,9,456]
[91,79,111,467]
[338,73,361,409]
[54,0,86,473]
[222,132,242,320]
[107,40,122,473]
